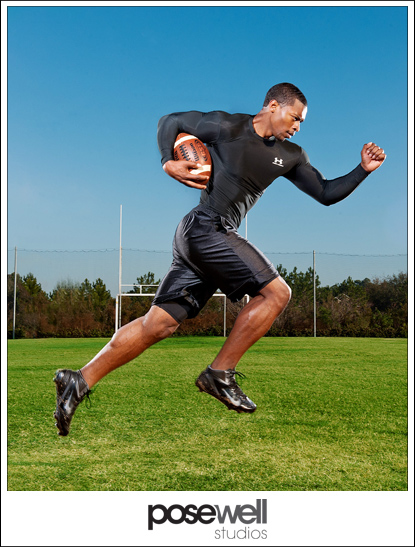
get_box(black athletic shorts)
[152,205,279,323]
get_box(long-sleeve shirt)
[157,110,369,229]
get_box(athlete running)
[54,83,386,435]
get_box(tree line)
[7,267,407,339]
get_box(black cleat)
[53,369,90,436]
[195,365,257,413]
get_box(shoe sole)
[54,413,68,436]
[195,378,256,414]
[53,372,70,436]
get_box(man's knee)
[109,307,179,349]
[260,276,291,311]
[278,277,292,304]
[143,306,180,340]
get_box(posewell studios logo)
[148,498,268,540]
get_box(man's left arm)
[285,143,386,206]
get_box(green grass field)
[7,336,407,491]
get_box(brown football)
[173,133,212,177]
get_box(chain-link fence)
[7,247,408,297]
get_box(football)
[174,133,212,177]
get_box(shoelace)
[230,370,247,381]
[79,370,94,409]
[227,371,251,402]
[229,370,247,388]
[84,388,95,409]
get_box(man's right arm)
[157,111,220,189]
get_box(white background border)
[2,1,413,546]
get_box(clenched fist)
[361,143,386,173]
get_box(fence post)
[223,295,227,337]
[313,250,316,337]
[13,247,17,339]
[118,205,123,329]
[115,295,119,333]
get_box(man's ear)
[268,99,280,112]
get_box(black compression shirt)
[157,110,370,229]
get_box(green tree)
[331,276,368,300]
[48,279,114,337]
[7,273,50,338]
[79,278,93,300]
[7,268,407,339]
[121,272,161,324]
[366,273,408,337]
[22,272,43,296]
[130,272,161,294]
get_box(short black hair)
[263,83,307,108]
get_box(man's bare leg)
[195,276,291,413]
[211,276,291,370]
[81,305,180,388]
[81,276,289,388]
[54,305,180,435]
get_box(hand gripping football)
[173,133,212,177]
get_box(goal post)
[115,285,228,336]
[116,206,230,336]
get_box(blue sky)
[5,4,410,294]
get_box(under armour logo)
[272,157,284,167]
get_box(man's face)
[269,98,307,141]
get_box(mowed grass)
[7,336,407,491]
